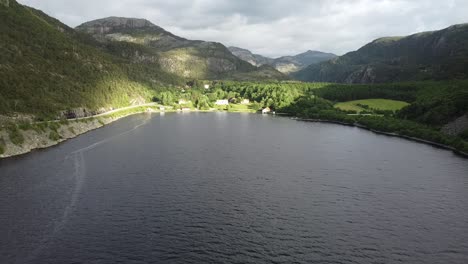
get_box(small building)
[241,99,250,105]
[159,106,166,111]
[262,107,271,114]
[215,99,229,106]
[178,99,188,105]
[181,108,191,112]
[204,84,210,89]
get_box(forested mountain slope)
[0,0,184,118]
[76,17,284,80]
[294,24,468,83]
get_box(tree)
[159,91,174,106]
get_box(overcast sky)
[19,0,468,57]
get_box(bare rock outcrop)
[442,114,468,136]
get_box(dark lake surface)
[1,113,468,264]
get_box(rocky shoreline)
[2,112,467,159]
[0,109,157,159]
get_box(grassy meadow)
[335,99,410,113]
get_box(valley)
[1,1,468,263]
[0,0,467,159]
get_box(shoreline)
[0,106,164,159]
[293,117,468,159]
[2,111,467,159]
[0,108,254,159]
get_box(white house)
[204,84,210,89]
[262,107,271,114]
[241,99,250,105]
[215,99,229,106]
[178,99,188,105]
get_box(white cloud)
[19,0,468,57]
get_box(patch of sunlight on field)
[334,99,410,112]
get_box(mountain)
[0,2,285,118]
[273,50,338,74]
[228,47,337,74]
[294,24,468,83]
[76,17,282,80]
[227,47,274,67]
[0,1,184,118]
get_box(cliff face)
[77,17,160,34]
[77,17,257,79]
[442,114,468,136]
[294,24,468,83]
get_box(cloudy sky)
[19,0,468,57]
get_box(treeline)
[314,80,468,126]
[152,81,325,111]
[397,81,468,126]
[315,83,419,102]
[279,95,468,154]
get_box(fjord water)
[1,113,468,264]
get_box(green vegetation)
[335,99,409,113]
[315,80,468,126]
[460,129,468,141]
[277,81,468,154]
[18,121,33,131]
[7,124,24,146]
[152,81,321,112]
[0,1,182,119]
[227,104,256,113]
[48,130,61,141]
[0,137,5,154]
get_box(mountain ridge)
[76,17,285,80]
[228,46,337,74]
[294,23,468,83]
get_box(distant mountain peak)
[76,17,163,36]
[76,16,184,45]
[229,47,337,74]
[80,16,156,28]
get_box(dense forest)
[314,80,468,126]
[0,1,187,119]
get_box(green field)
[227,104,257,113]
[334,99,410,112]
